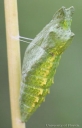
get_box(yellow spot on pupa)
[43,70,49,77]
[45,70,49,74]
[35,97,39,102]
[38,89,43,95]
[48,56,55,62]
[40,70,49,77]
[41,78,47,86]
[47,63,53,69]
[31,103,35,108]
[59,45,63,48]
[55,51,58,55]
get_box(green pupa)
[19,6,75,122]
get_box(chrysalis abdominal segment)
[19,6,75,122]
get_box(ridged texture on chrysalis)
[19,6,75,122]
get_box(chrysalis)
[19,6,75,122]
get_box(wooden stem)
[4,0,25,128]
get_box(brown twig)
[4,0,25,128]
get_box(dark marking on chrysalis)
[19,6,75,122]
